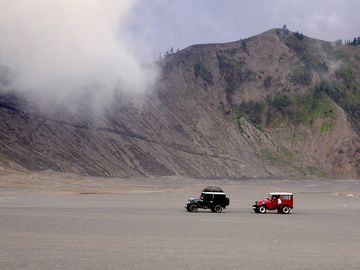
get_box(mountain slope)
[1,28,360,178]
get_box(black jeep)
[185,186,230,213]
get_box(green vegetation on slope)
[277,29,331,73]
[290,64,313,86]
[194,63,213,84]
[237,89,337,132]
[217,52,254,104]
[236,30,360,134]
[317,68,360,131]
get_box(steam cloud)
[0,0,158,110]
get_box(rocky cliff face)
[1,29,359,178]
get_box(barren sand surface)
[0,172,360,269]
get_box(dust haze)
[0,0,158,110]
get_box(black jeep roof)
[202,186,224,192]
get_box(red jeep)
[252,192,293,214]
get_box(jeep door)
[202,193,213,208]
[270,195,279,209]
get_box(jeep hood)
[256,199,269,205]
[188,198,202,203]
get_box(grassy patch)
[294,93,336,128]
[320,118,336,133]
[236,89,337,132]
[335,66,354,88]
[317,72,360,131]
[237,100,264,130]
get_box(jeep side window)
[214,195,223,201]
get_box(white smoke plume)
[0,0,158,110]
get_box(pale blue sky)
[127,0,360,57]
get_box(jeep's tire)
[281,205,291,214]
[188,204,198,213]
[258,205,266,214]
[213,205,223,213]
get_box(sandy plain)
[0,172,360,270]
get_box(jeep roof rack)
[269,192,293,196]
[202,186,224,192]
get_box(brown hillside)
[1,28,359,178]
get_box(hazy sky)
[1,0,359,110]
[129,0,360,57]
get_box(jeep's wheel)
[258,205,266,214]
[281,205,290,214]
[213,205,222,213]
[188,204,198,213]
